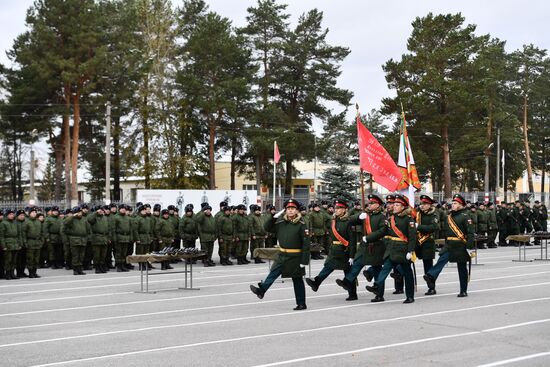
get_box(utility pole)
[29,147,35,203]
[484,142,494,203]
[496,126,500,202]
[105,101,111,204]
[313,135,317,202]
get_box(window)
[242,184,257,191]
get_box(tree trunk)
[16,140,23,201]
[10,136,17,201]
[208,120,216,190]
[64,85,72,207]
[442,124,452,200]
[142,91,151,189]
[54,131,63,201]
[523,95,534,193]
[113,114,121,201]
[285,158,292,195]
[71,92,81,205]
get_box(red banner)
[356,117,401,192]
[274,141,281,164]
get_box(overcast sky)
[1,0,548,116]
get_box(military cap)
[173,207,179,212]
[80,203,89,209]
[368,194,384,205]
[419,195,435,205]
[144,203,151,209]
[534,200,540,204]
[127,206,133,211]
[219,201,228,207]
[51,206,59,212]
[327,203,334,209]
[394,194,409,207]
[65,208,72,215]
[37,213,45,218]
[153,204,161,211]
[237,204,247,210]
[138,205,146,212]
[16,209,26,216]
[136,202,143,208]
[452,194,466,206]
[283,199,299,209]
[354,201,361,206]
[321,200,329,205]
[222,206,231,212]
[312,202,320,208]
[266,204,275,210]
[249,204,256,211]
[44,206,51,212]
[184,204,193,212]
[28,207,38,214]
[334,199,348,208]
[167,205,176,211]
[487,202,494,206]
[102,205,110,211]
[71,206,81,214]
[299,204,307,212]
[161,209,169,215]
[118,203,126,209]
[201,202,209,209]
[385,194,396,203]
[109,203,117,208]
[5,208,14,215]
[203,205,212,211]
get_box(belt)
[384,236,406,242]
[278,247,302,253]
[332,241,343,245]
[447,237,465,242]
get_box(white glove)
[415,223,419,228]
[359,212,367,220]
[468,250,477,257]
[348,258,354,266]
[299,264,306,268]
[406,252,412,260]
[362,236,367,243]
[274,209,285,218]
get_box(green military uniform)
[22,213,44,278]
[44,210,63,268]
[233,206,251,264]
[114,209,133,272]
[264,205,277,248]
[487,203,498,247]
[424,194,474,297]
[250,199,310,310]
[15,213,28,277]
[168,208,181,248]
[415,196,438,293]
[62,210,90,275]
[308,206,326,260]
[533,202,547,231]
[469,207,478,234]
[157,212,175,270]
[216,208,234,265]
[518,203,533,234]
[194,208,217,266]
[250,206,267,263]
[507,204,521,245]
[179,208,198,249]
[496,203,508,246]
[477,205,489,249]
[134,211,153,256]
[1,213,22,279]
[87,210,110,273]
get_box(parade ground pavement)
[1,245,550,367]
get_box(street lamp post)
[484,142,494,202]
[29,129,38,204]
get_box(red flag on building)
[356,117,401,192]
[274,141,280,164]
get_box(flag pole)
[357,103,367,237]
[273,141,276,207]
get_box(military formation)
[250,195,548,310]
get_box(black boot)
[4,271,11,280]
[243,257,250,264]
[74,268,80,275]
[363,269,374,282]
[250,283,265,299]
[237,257,244,265]
[78,266,86,275]
[28,269,35,278]
[116,264,124,272]
[403,297,415,304]
[371,295,385,303]
[423,274,436,290]
[306,277,320,292]
[336,278,352,291]
[17,269,28,278]
[95,266,102,274]
[225,257,233,265]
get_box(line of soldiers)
[251,194,548,309]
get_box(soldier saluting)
[250,199,310,310]
[423,194,475,297]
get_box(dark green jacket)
[360,209,387,265]
[441,208,475,263]
[233,213,251,240]
[477,209,489,232]
[216,213,234,241]
[44,215,62,244]
[308,210,326,236]
[157,217,175,245]
[488,208,498,231]
[114,214,133,244]
[194,211,217,242]
[22,217,44,249]
[250,213,267,237]
[134,214,154,244]
[87,213,110,246]
[179,214,198,241]
[169,215,180,237]
[384,208,416,264]
[324,213,361,270]
[0,219,22,250]
[264,213,310,278]
[62,216,90,246]
[415,207,438,260]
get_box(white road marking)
[476,351,550,367]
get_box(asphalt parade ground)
[1,246,550,367]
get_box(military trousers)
[259,261,306,306]
[218,238,232,258]
[40,245,48,266]
[16,248,27,273]
[364,265,382,283]
[374,258,414,299]
[70,245,86,267]
[488,230,497,247]
[83,242,93,267]
[422,258,433,274]
[235,239,249,258]
[182,239,196,249]
[63,242,72,266]
[317,262,356,297]
[201,241,214,261]
[265,236,277,248]
[105,242,114,265]
[48,241,64,264]
[92,245,107,267]
[4,249,18,272]
[427,251,468,293]
[115,242,129,265]
[126,242,135,257]
[26,248,41,270]
[250,238,265,258]
[136,242,150,255]
[173,237,182,249]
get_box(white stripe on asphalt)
[1,269,548,318]
[27,310,550,366]
[2,283,550,349]
[476,351,550,367]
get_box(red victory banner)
[356,116,401,192]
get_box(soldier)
[214,201,227,222]
[320,200,331,255]
[305,199,361,301]
[496,202,508,246]
[133,205,154,270]
[61,209,73,270]
[250,199,310,310]
[476,203,489,249]
[264,204,278,248]
[113,204,133,272]
[168,205,181,249]
[150,204,161,255]
[157,209,175,270]
[216,205,234,265]
[233,204,251,264]
[180,204,198,249]
[44,206,63,269]
[469,204,478,234]
[487,202,498,248]
[415,195,438,295]
[384,194,403,295]
[15,209,28,278]
[22,207,44,278]
[62,207,90,275]
[507,202,521,246]
[79,204,93,271]
[423,194,475,297]
[533,200,548,232]
[336,194,386,302]
[366,195,416,303]
[0,210,4,277]
[308,203,326,260]
[1,209,22,279]
[517,201,533,235]
[194,204,217,266]
[87,206,110,273]
[250,204,267,263]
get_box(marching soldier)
[264,204,278,248]
[366,194,416,304]
[423,194,474,297]
[415,195,438,295]
[114,204,133,272]
[194,204,217,266]
[157,209,175,270]
[1,209,22,279]
[62,207,90,276]
[306,199,361,301]
[384,194,403,295]
[87,206,110,273]
[250,205,267,263]
[336,194,386,302]
[250,199,310,310]
[233,204,251,264]
[308,203,326,260]
[216,205,234,265]
[22,207,44,278]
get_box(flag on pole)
[397,109,421,206]
[356,116,402,192]
[274,141,280,164]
